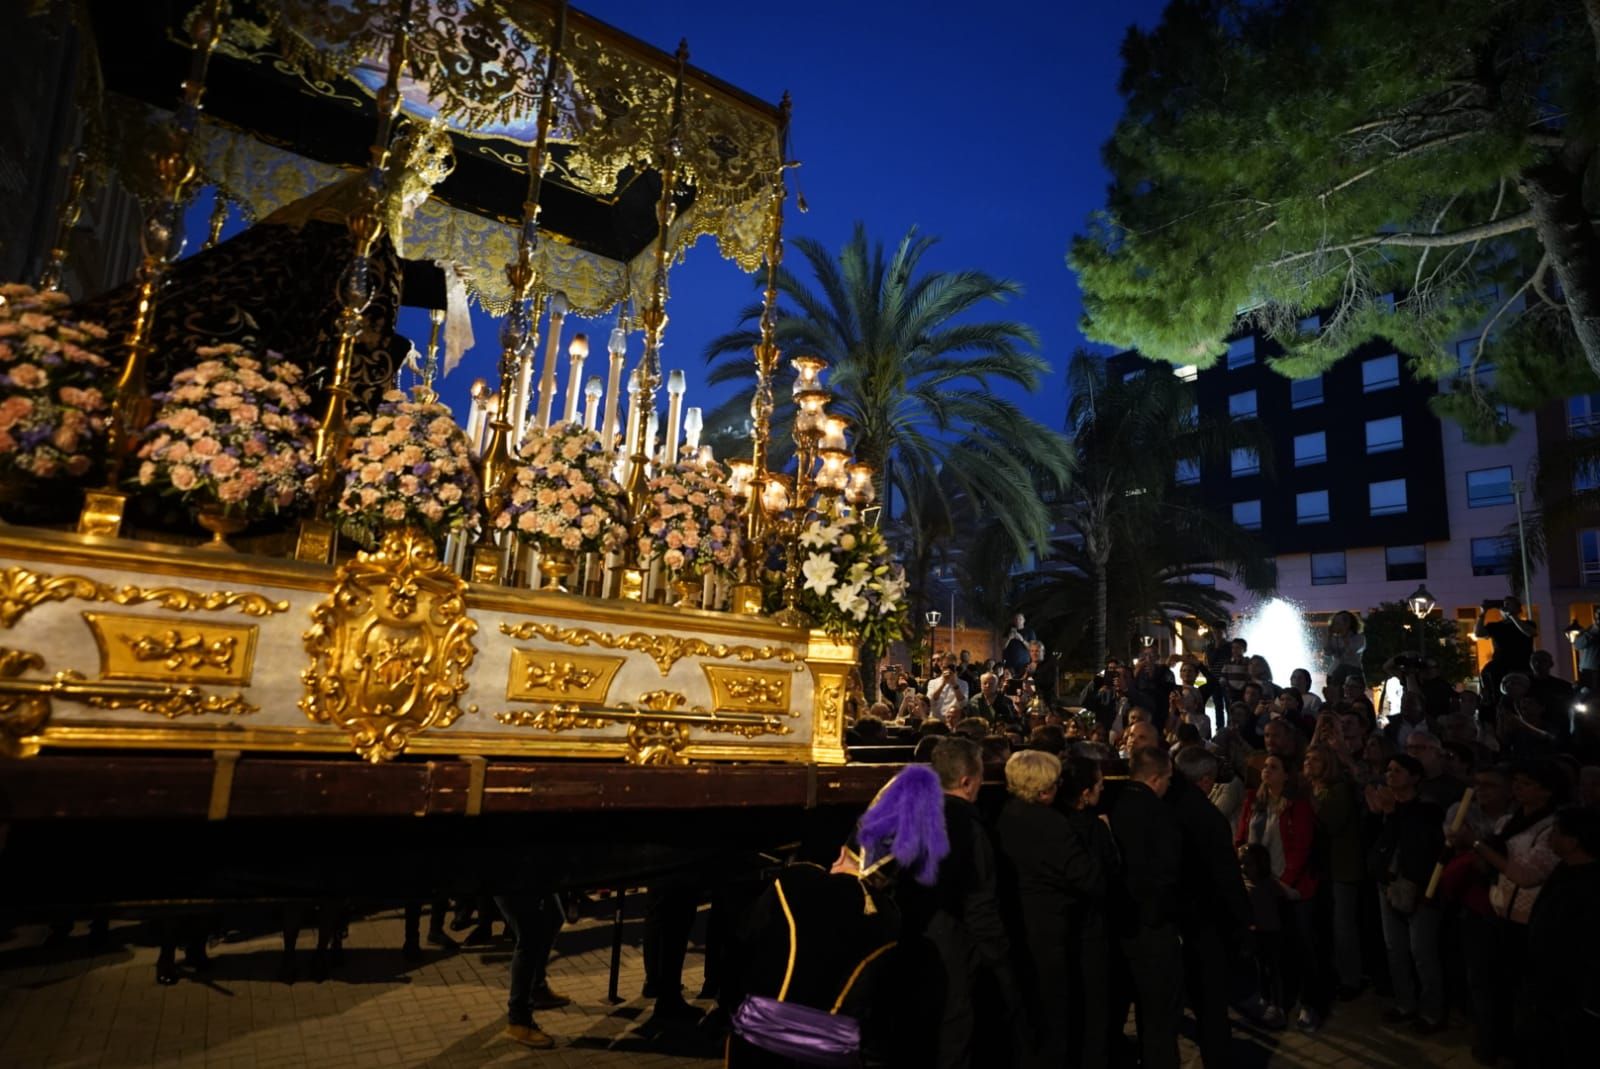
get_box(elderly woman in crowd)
[991,750,1105,1069]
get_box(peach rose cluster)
[136,343,316,515]
[0,283,112,480]
[496,420,625,556]
[335,389,480,546]
[636,460,743,576]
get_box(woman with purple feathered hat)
[725,765,950,1068]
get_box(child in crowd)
[1240,842,1285,1030]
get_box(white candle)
[624,369,641,455]
[665,370,685,466]
[683,406,703,455]
[535,292,567,430]
[514,339,536,445]
[583,376,603,429]
[563,333,589,424]
[602,329,626,452]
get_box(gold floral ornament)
[301,526,478,762]
[499,620,799,676]
[0,565,289,630]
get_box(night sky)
[409,0,1172,433]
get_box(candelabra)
[79,0,226,538]
[37,150,88,294]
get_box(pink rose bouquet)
[0,282,113,481]
[636,460,743,576]
[336,390,481,547]
[496,420,626,555]
[135,343,317,515]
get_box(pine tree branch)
[1265,211,1535,268]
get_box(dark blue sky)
[406,0,1171,429]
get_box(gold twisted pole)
[730,94,792,615]
[79,0,226,537]
[470,0,568,585]
[618,39,690,601]
[295,0,416,562]
[37,151,88,293]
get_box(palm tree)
[1017,350,1275,667]
[703,224,1074,568]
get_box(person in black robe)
[991,749,1105,1069]
[727,764,949,1069]
[1525,805,1600,1067]
[1059,747,1119,1069]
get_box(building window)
[1311,551,1347,586]
[1296,490,1330,524]
[1582,530,1600,586]
[1175,458,1200,485]
[1227,336,1254,370]
[1297,314,1320,335]
[1369,478,1407,516]
[1174,364,1198,383]
[1471,536,1512,577]
[1462,404,1512,441]
[1385,545,1427,581]
[1290,376,1323,409]
[1229,390,1258,420]
[1377,292,1396,312]
[1233,499,1262,530]
[1362,354,1400,392]
[1456,336,1494,383]
[1365,415,1403,454]
[1466,466,1514,508]
[1569,394,1600,437]
[1293,431,1326,467]
[1231,448,1260,477]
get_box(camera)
[1482,598,1502,610]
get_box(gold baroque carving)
[0,565,289,630]
[490,689,790,766]
[701,664,791,713]
[626,720,692,766]
[301,528,478,763]
[0,645,256,755]
[506,650,624,705]
[494,706,611,731]
[84,612,259,685]
[499,621,799,676]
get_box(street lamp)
[1407,584,1435,657]
[925,609,942,659]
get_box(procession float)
[0,0,909,914]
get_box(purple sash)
[731,995,861,1067]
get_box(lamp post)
[925,609,942,660]
[1511,478,1533,604]
[1407,583,1435,658]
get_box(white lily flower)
[802,553,838,594]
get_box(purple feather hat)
[855,765,949,886]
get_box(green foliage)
[1014,351,1275,669]
[1361,601,1478,685]
[704,222,1075,583]
[1072,0,1600,439]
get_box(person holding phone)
[927,654,969,724]
[1474,596,1537,705]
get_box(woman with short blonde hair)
[1005,749,1062,803]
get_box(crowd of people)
[778,602,1600,1068]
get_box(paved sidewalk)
[0,906,1483,1068]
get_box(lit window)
[1456,337,1493,384]
[1174,364,1198,383]
[1582,530,1600,586]
[1362,354,1400,392]
[1369,478,1407,516]
[1311,551,1347,586]
[1226,337,1255,370]
[1229,390,1257,420]
[1365,416,1403,454]
[1569,394,1600,437]
[1233,500,1262,530]
[1466,466,1514,508]
[1385,545,1426,581]
[1290,376,1323,409]
[1175,458,1200,485]
[1471,536,1512,577]
[1297,314,1320,335]
[1293,431,1326,467]
[1296,490,1330,524]
[1231,448,1260,477]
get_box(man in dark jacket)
[1169,747,1252,1068]
[894,736,1017,1069]
[1110,746,1184,1069]
[1526,805,1600,1066]
[1368,754,1446,1032]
